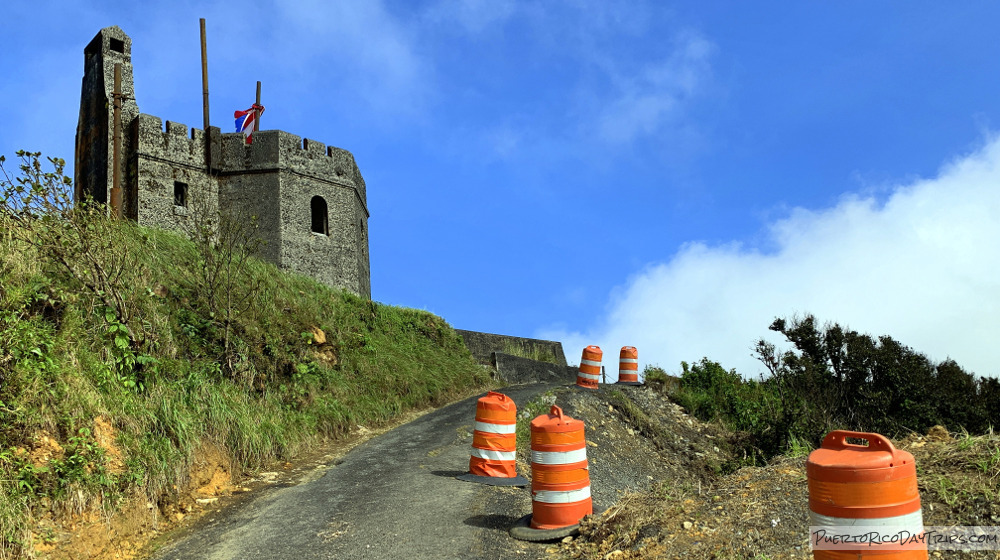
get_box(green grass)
[514,390,558,473]
[785,434,814,459]
[501,341,559,364]
[0,214,491,557]
[606,389,669,446]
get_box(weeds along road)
[150,383,560,560]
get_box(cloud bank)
[542,136,1000,380]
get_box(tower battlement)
[133,114,208,168]
[76,26,371,298]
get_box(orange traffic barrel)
[616,346,641,385]
[510,404,593,541]
[576,346,602,389]
[807,431,926,559]
[530,405,592,528]
[457,391,527,486]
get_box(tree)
[0,151,144,343]
[181,186,267,385]
[755,314,989,442]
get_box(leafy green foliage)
[1,151,145,344]
[668,358,784,464]
[181,190,267,380]
[666,315,999,465]
[757,315,997,440]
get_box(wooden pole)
[200,18,211,170]
[255,81,261,132]
[111,62,123,219]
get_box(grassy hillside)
[0,165,492,557]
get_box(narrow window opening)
[311,196,328,235]
[174,181,188,207]
[109,38,125,53]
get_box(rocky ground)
[543,387,1000,560]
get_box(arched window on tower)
[311,196,328,236]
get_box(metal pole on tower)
[200,18,211,170]
[255,81,261,132]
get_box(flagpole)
[200,18,211,170]
[255,81,261,132]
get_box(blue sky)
[3,1,999,379]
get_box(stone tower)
[75,26,139,212]
[74,26,371,298]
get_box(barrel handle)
[549,405,564,419]
[821,430,896,455]
[487,390,507,402]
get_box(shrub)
[669,315,995,464]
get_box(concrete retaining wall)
[492,353,579,385]
[455,330,567,366]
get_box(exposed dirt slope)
[547,389,1000,560]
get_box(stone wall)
[492,352,578,385]
[217,160,282,265]
[455,330,568,367]
[131,114,218,234]
[270,133,370,298]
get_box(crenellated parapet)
[133,114,210,170]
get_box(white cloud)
[594,32,714,144]
[541,135,1000,380]
[484,123,521,159]
[271,0,430,116]
[423,0,517,34]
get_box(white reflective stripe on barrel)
[577,372,601,381]
[531,447,588,465]
[619,359,638,364]
[533,486,591,504]
[470,448,516,461]
[580,359,602,367]
[474,421,516,434]
[809,510,924,534]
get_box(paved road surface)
[152,384,559,560]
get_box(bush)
[669,359,785,460]
[756,315,995,443]
[668,315,996,465]
[642,365,675,394]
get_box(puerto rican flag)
[234,104,265,144]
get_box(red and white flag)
[234,104,265,144]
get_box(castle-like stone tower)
[75,26,139,210]
[75,27,371,298]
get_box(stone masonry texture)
[492,352,578,385]
[74,26,370,298]
[455,329,568,367]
